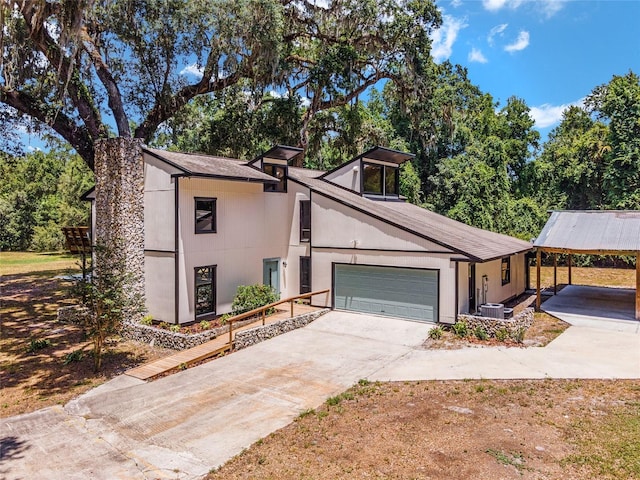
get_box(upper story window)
[501,257,511,285]
[300,200,311,242]
[195,197,216,233]
[362,162,399,197]
[263,164,287,193]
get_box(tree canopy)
[0,0,441,169]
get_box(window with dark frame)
[195,197,216,233]
[263,164,287,192]
[195,265,216,318]
[300,256,311,294]
[300,200,311,242]
[501,257,511,285]
[362,162,399,197]
[385,165,399,195]
[362,163,383,194]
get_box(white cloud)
[504,30,530,52]
[450,0,463,7]
[539,0,567,18]
[487,23,508,46]
[530,98,584,128]
[430,15,468,63]
[482,0,566,17]
[482,0,509,11]
[468,47,488,63]
[179,63,204,78]
[300,96,311,108]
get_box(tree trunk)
[94,138,146,321]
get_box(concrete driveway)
[2,311,639,480]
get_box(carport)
[533,210,640,321]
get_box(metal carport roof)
[533,210,640,320]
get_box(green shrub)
[428,325,444,340]
[220,313,232,324]
[140,314,153,326]
[27,338,51,353]
[452,321,468,338]
[63,349,84,365]
[496,327,509,342]
[169,324,181,333]
[199,320,211,330]
[231,284,279,316]
[474,326,489,341]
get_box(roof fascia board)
[479,248,533,263]
[536,247,638,256]
[361,158,400,168]
[170,172,278,184]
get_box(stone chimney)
[93,138,146,320]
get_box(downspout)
[174,176,180,324]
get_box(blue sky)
[431,0,640,141]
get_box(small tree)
[77,243,143,372]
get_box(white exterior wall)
[143,155,177,251]
[310,193,458,323]
[474,252,527,306]
[457,261,470,315]
[141,154,179,323]
[312,194,453,253]
[322,161,361,192]
[176,177,309,323]
[284,181,311,297]
[145,253,175,321]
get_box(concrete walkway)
[2,311,639,480]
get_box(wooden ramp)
[125,304,320,381]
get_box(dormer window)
[362,162,399,197]
[263,164,287,192]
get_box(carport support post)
[636,252,639,321]
[568,254,572,285]
[553,253,557,295]
[536,249,541,312]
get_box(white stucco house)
[84,145,532,325]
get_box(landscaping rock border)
[456,307,534,338]
[58,305,330,351]
[234,309,330,350]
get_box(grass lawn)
[534,265,636,289]
[0,251,80,276]
[0,252,171,418]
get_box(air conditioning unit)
[480,303,504,319]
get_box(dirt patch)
[0,271,172,418]
[207,379,640,480]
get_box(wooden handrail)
[226,289,330,348]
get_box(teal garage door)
[333,264,438,322]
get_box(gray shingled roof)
[534,210,640,253]
[143,147,277,183]
[288,171,532,262]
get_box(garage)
[333,264,438,322]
